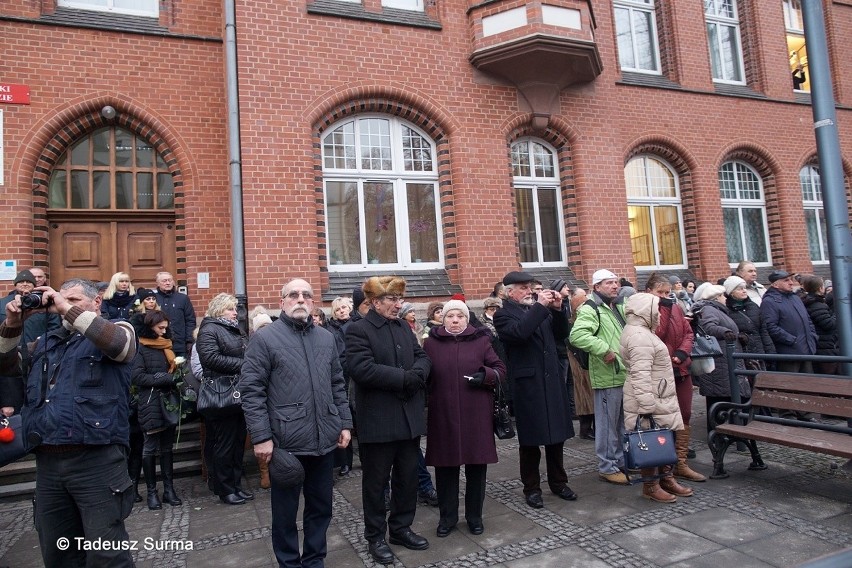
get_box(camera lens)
[20,292,43,310]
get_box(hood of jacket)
[624,292,658,332]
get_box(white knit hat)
[592,269,618,286]
[442,299,469,321]
[723,276,747,297]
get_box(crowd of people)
[0,260,840,567]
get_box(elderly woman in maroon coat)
[424,300,506,538]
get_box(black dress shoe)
[436,523,455,538]
[220,493,247,505]
[582,431,595,441]
[467,521,484,535]
[554,486,578,501]
[389,529,429,550]
[368,539,394,565]
[236,489,255,501]
[339,465,351,476]
[525,492,544,509]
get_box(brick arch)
[20,96,193,275]
[624,137,699,275]
[502,115,581,273]
[796,151,852,209]
[716,143,782,268]
[307,88,458,291]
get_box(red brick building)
[1,0,850,308]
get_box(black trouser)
[34,445,135,567]
[359,438,420,542]
[271,451,335,568]
[519,443,568,495]
[207,412,247,497]
[142,425,176,456]
[435,464,487,527]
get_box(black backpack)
[567,299,600,370]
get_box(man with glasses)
[153,271,196,356]
[240,278,352,568]
[345,276,432,565]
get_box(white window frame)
[625,155,688,270]
[512,138,567,268]
[800,165,829,264]
[705,0,746,85]
[59,0,159,17]
[614,0,662,75]
[381,0,424,11]
[719,161,772,267]
[322,115,442,272]
[783,0,803,31]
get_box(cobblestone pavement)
[1,398,850,567]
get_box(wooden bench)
[707,372,852,479]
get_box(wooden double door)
[48,215,176,291]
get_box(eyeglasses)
[382,296,404,304]
[285,290,313,300]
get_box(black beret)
[269,447,305,488]
[502,271,535,286]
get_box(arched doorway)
[46,126,176,290]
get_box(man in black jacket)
[153,271,196,356]
[345,276,432,565]
[240,278,352,568]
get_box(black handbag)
[0,414,27,468]
[492,375,515,440]
[623,415,676,470]
[196,375,241,418]
[690,325,722,359]
[159,389,182,427]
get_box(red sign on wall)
[0,84,30,105]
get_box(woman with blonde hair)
[101,272,136,320]
[197,293,250,505]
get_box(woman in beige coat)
[620,293,692,503]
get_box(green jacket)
[568,294,627,389]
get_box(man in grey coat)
[240,278,352,568]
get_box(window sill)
[617,71,682,91]
[323,268,460,301]
[307,0,442,30]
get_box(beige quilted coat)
[620,293,684,432]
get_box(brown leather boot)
[674,426,706,482]
[641,468,676,503]
[258,456,270,489]
[659,465,693,497]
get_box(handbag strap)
[203,375,237,394]
[634,414,660,432]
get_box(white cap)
[592,269,618,286]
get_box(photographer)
[0,279,138,567]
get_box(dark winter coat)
[239,315,352,456]
[493,300,574,446]
[153,288,197,356]
[423,325,505,467]
[802,294,838,356]
[101,291,135,321]
[760,287,817,355]
[131,338,178,434]
[691,300,748,398]
[345,308,431,443]
[655,300,694,378]
[196,317,247,379]
[726,297,775,358]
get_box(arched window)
[322,115,441,270]
[719,161,770,265]
[511,139,565,266]
[800,165,827,262]
[624,156,686,268]
[48,126,174,211]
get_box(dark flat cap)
[502,271,535,286]
[269,447,305,488]
[768,270,795,283]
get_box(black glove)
[723,331,737,342]
[402,370,425,397]
[153,371,173,386]
[466,371,486,388]
[738,332,750,347]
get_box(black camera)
[20,291,51,310]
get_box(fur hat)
[426,302,444,321]
[269,448,305,488]
[362,276,406,300]
[13,270,36,285]
[442,299,469,321]
[482,297,502,309]
[723,276,747,297]
[592,269,618,286]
